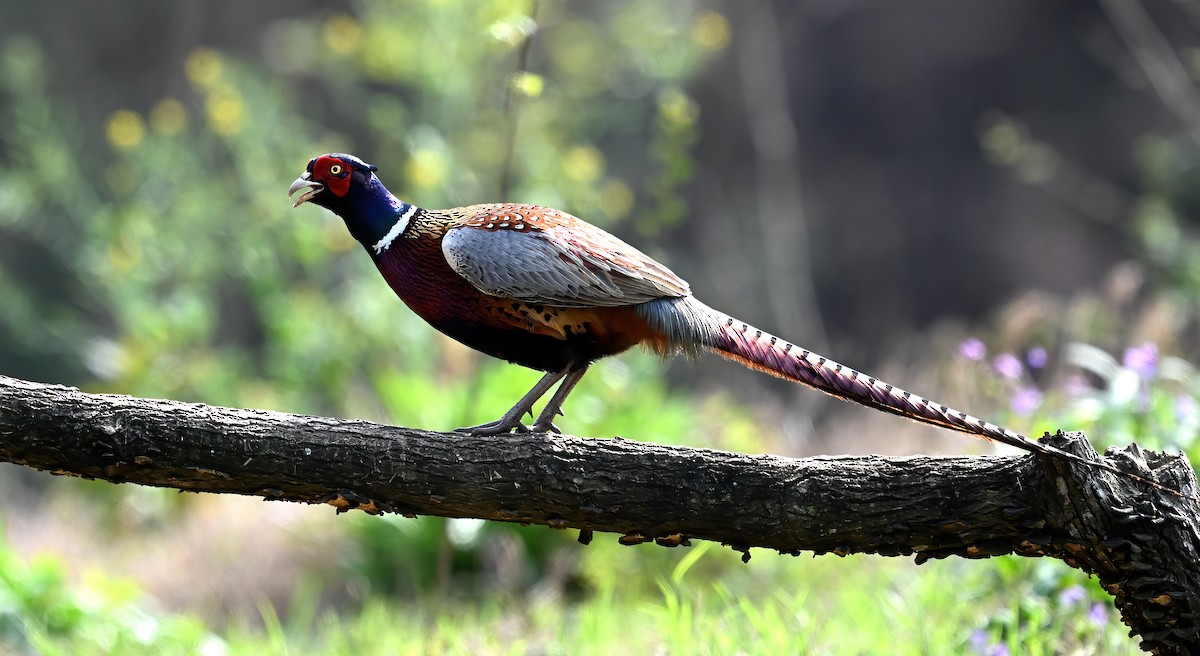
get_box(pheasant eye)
[329,164,343,175]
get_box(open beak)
[288,172,324,207]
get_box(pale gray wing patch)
[441,227,688,307]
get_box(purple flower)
[1057,585,1086,606]
[968,630,1009,656]
[959,338,987,362]
[1175,394,1197,424]
[1064,374,1092,397]
[969,629,990,654]
[964,633,993,656]
[1011,388,1043,416]
[1088,602,1108,627]
[1026,346,1048,369]
[1122,342,1159,380]
[993,353,1023,380]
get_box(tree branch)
[0,374,1197,653]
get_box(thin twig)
[1101,0,1200,146]
[497,0,540,200]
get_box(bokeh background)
[0,0,1197,653]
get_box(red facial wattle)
[314,156,353,197]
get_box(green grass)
[207,543,1137,656]
[0,533,1137,656]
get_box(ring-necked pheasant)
[289,152,1190,497]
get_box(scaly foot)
[454,367,571,436]
[530,405,565,434]
[529,419,561,434]
[455,416,530,436]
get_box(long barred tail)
[635,295,1192,498]
[704,311,1196,499]
[710,314,1027,448]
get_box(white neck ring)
[372,205,417,254]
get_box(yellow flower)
[405,149,447,189]
[105,110,145,150]
[659,87,699,127]
[564,146,604,183]
[511,71,544,98]
[323,14,362,56]
[692,11,731,51]
[150,98,188,136]
[601,181,634,219]
[106,233,141,273]
[206,89,245,137]
[185,47,223,89]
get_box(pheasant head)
[289,153,414,253]
[288,153,379,209]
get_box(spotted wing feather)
[440,204,688,308]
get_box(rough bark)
[0,374,1197,653]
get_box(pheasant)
[289,152,1190,497]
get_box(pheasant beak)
[288,172,324,207]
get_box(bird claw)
[530,408,563,434]
[455,418,530,436]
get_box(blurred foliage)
[980,112,1200,315]
[0,0,760,612]
[954,335,1199,458]
[972,109,1200,465]
[0,1,729,411]
[0,536,222,654]
[0,533,1140,655]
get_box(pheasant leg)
[531,367,587,433]
[456,367,568,435]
